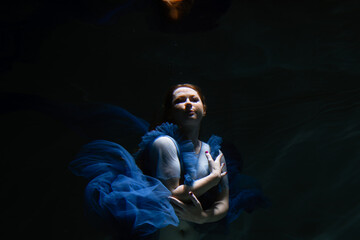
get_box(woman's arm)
[151,136,226,202]
[202,151,230,222]
[164,171,219,202]
[169,152,230,223]
[163,151,226,202]
[202,179,229,223]
[169,184,229,224]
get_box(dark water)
[1,0,360,239]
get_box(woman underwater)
[69,83,269,239]
[144,84,229,239]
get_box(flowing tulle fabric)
[136,123,271,225]
[3,92,270,237]
[136,122,201,186]
[69,140,179,237]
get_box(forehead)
[172,87,200,98]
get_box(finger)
[189,191,202,209]
[174,209,183,216]
[168,196,185,209]
[221,171,228,177]
[170,203,184,212]
[220,162,225,170]
[205,151,215,169]
[178,214,186,221]
[171,203,183,211]
[205,151,213,161]
[215,153,224,162]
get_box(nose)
[185,99,192,109]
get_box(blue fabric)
[69,122,270,237]
[3,93,269,235]
[69,140,179,237]
[136,122,199,186]
[137,123,270,224]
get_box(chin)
[181,118,202,126]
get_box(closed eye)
[173,95,200,104]
[173,97,186,104]
[190,96,199,102]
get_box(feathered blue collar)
[136,122,222,186]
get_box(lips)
[185,110,195,116]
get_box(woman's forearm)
[168,153,225,202]
[200,188,229,224]
[166,173,220,202]
[168,186,229,225]
[175,188,229,224]
[202,199,229,223]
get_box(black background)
[1,0,360,239]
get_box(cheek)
[196,103,205,112]
[172,104,182,112]
[170,105,182,117]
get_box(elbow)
[223,206,229,219]
[207,200,229,223]
[219,203,229,220]
[217,198,230,220]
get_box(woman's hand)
[169,191,207,224]
[205,151,227,185]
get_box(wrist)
[208,172,220,186]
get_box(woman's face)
[170,87,206,126]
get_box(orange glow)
[161,0,194,21]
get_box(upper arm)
[217,150,229,202]
[219,150,229,189]
[149,136,181,185]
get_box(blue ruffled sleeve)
[135,122,199,186]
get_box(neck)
[179,123,201,150]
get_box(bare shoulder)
[152,136,177,151]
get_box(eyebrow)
[175,93,198,98]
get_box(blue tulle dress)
[69,122,270,239]
[2,93,269,239]
[69,139,178,238]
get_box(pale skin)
[161,87,229,225]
